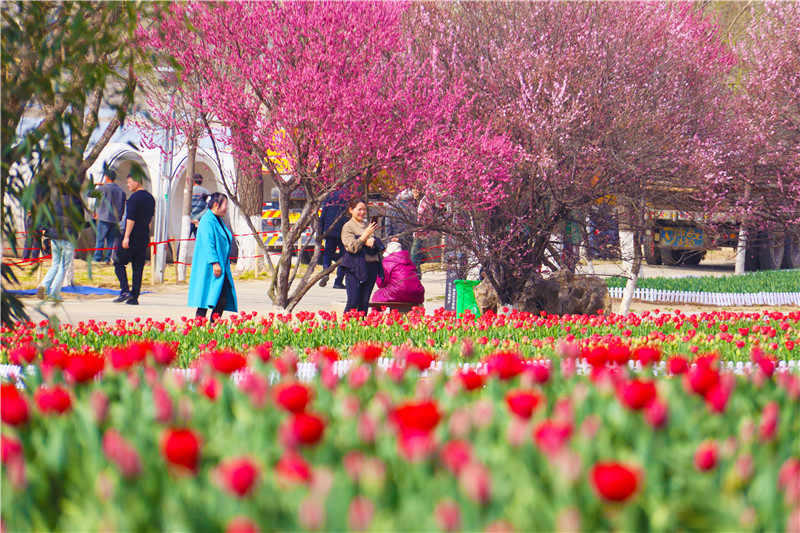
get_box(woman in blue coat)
[188,192,238,322]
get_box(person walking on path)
[187,193,238,322]
[319,187,348,288]
[189,174,211,238]
[37,187,84,302]
[90,170,126,264]
[372,241,425,305]
[113,174,155,306]
[341,197,383,315]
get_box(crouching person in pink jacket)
[372,241,425,305]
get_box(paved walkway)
[23,270,448,325]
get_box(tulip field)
[1,308,799,532]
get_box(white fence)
[608,287,800,307]
[2,358,797,388]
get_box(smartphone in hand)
[370,216,379,225]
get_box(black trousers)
[114,237,149,298]
[344,261,378,315]
[196,275,231,322]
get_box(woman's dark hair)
[208,192,227,210]
[348,197,366,210]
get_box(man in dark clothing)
[189,174,211,238]
[91,170,126,264]
[385,188,415,252]
[319,188,348,289]
[113,174,155,305]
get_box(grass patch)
[606,269,800,293]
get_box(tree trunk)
[617,203,642,315]
[234,151,264,273]
[735,183,752,275]
[177,136,197,282]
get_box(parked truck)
[642,207,800,271]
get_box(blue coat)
[187,210,238,312]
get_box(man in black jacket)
[113,174,155,305]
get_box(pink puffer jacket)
[372,250,425,305]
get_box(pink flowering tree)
[722,3,800,273]
[411,2,738,312]
[148,1,515,310]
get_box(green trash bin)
[454,280,481,317]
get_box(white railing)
[608,287,800,307]
[2,358,797,388]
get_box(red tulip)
[200,376,221,401]
[102,429,143,478]
[440,440,473,476]
[289,413,325,446]
[457,369,485,391]
[347,366,370,389]
[667,355,689,375]
[8,345,36,366]
[106,345,143,371]
[34,385,72,415]
[162,428,201,474]
[434,500,462,532]
[0,434,26,489]
[90,389,109,424]
[532,419,573,456]
[758,401,779,442]
[583,346,610,368]
[505,390,542,420]
[704,383,731,414]
[694,441,718,472]
[687,364,720,396]
[590,461,640,503]
[392,400,441,435]
[311,346,339,364]
[209,348,247,374]
[0,434,23,464]
[153,385,173,424]
[778,458,800,506]
[151,342,178,366]
[528,363,551,384]
[275,452,312,485]
[217,457,260,498]
[644,399,669,429]
[64,353,105,383]
[607,344,631,365]
[250,342,272,364]
[617,379,657,411]
[403,348,436,371]
[225,516,260,533]
[633,345,661,366]
[484,350,525,380]
[1,384,29,426]
[274,383,311,413]
[351,341,383,363]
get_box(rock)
[474,270,611,316]
[473,279,499,315]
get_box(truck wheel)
[678,250,703,266]
[660,248,679,266]
[643,233,662,265]
[757,231,785,271]
[782,233,800,269]
[744,244,760,271]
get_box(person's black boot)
[113,292,133,303]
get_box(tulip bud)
[434,500,461,532]
[459,462,492,504]
[90,389,109,425]
[347,496,374,532]
[298,495,326,530]
[694,441,719,471]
